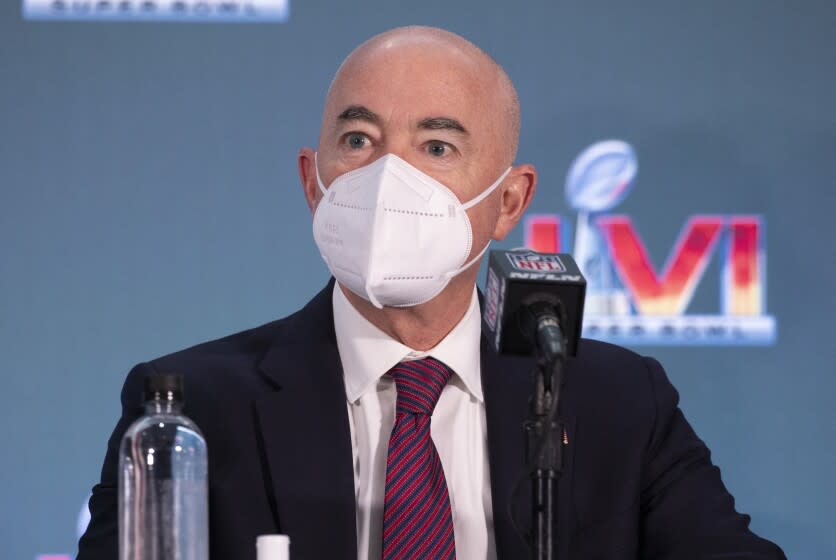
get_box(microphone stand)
[523,309,567,560]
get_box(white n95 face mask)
[312,153,511,309]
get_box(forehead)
[324,43,494,132]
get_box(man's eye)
[427,142,449,157]
[345,133,369,149]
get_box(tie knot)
[388,357,453,415]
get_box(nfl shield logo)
[507,251,567,272]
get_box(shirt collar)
[332,283,484,404]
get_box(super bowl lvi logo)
[524,140,776,346]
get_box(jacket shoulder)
[126,283,334,404]
[573,337,653,382]
[141,302,314,392]
[567,338,663,426]
[148,318,282,375]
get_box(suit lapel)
[481,339,532,558]
[254,282,357,559]
[482,337,577,559]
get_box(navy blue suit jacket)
[78,281,785,559]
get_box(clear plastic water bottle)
[119,373,208,560]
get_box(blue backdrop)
[1,1,834,558]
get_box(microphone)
[482,249,587,360]
[483,249,586,559]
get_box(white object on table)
[256,534,290,560]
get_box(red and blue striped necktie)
[382,357,457,560]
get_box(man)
[78,26,785,559]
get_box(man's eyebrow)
[337,105,381,126]
[417,117,468,135]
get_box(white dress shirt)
[332,283,497,560]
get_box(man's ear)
[492,163,537,240]
[298,147,319,214]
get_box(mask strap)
[365,282,384,310]
[444,238,493,279]
[444,167,510,279]
[460,167,512,211]
[314,152,328,195]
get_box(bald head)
[298,27,537,322]
[323,26,521,166]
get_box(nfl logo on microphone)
[507,252,567,273]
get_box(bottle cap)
[256,534,290,560]
[144,373,184,403]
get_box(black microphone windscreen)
[482,249,587,357]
